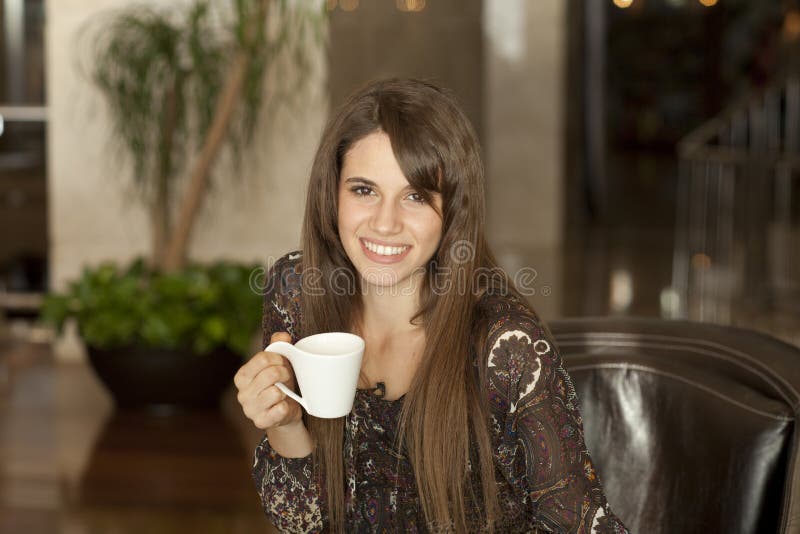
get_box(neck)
[361,292,421,336]
[359,282,425,340]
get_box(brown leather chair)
[550,317,800,534]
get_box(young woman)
[234,78,628,533]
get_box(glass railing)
[670,75,800,344]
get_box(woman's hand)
[234,332,303,430]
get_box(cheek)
[335,207,348,232]
[413,215,443,246]
[336,208,345,232]
[337,201,370,247]
[336,194,353,230]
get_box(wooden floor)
[0,338,277,534]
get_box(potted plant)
[41,0,324,411]
[42,259,262,410]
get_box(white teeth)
[363,240,408,256]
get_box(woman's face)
[337,131,443,292]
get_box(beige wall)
[47,0,327,360]
[484,0,565,318]
[484,0,564,250]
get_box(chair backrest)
[550,317,800,534]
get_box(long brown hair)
[299,78,521,532]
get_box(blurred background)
[0,0,798,532]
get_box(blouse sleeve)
[481,298,629,534]
[253,435,325,533]
[260,251,303,348]
[252,251,327,533]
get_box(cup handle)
[274,382,309,412]
[263,340,310,412]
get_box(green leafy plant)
[85,0,324,272]
[42,259,262,357]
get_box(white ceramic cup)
[264,332,365,418]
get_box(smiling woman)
[337,132,443,290]
[234,78,630,533]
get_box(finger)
[240,384,285,422]
[234,356,270,389]
[270,331,292,344]
[255,383,287,409]
[239,380,286,419]
[268,332,293,366]
[255,399,296,429]
[235,352,294,391]
[234,331,292,388]
[249,364,293,399]
[268,331,293,368]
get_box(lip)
[359,238,412,264]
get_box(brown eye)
[350,186,373,196]
[407,192,426,204]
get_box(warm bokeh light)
[699,0,718,6]
[692,253,712,270]
[326,0,337,11]
[396,0,426,12]
[613,0,634,8]
[610,268,634,312]
[340,0,359,11]
[784,10,800,41]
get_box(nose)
[369,198,403,235]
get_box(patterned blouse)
[253,251,629,533]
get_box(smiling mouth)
[360,238,410,256]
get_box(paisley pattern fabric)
[253,251,629,533]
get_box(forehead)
[340,132,411,190]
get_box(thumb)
[269,331,294,372]
[270,331,292,344]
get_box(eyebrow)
[343,177,378,186]
[343,176,417,192]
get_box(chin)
[360,266,407,287]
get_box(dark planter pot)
[86,345,243,412]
